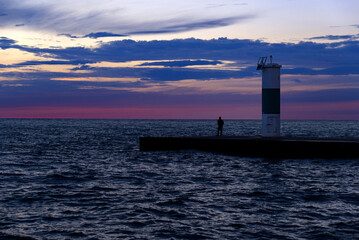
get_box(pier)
[140,136,359,159]
[140,57,359,159]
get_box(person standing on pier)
[217,117,224,136]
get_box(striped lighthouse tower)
[257,56,282,137]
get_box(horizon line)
[0,118,357,121]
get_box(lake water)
[0,119,358,239]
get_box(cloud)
[14,60,95,66]
[51,77,141,82]
[83,32,127,39]
[126,16,252,35]
[2,37,359,75]
[3,37,359,84]
[0,0,251,35]
[0,77,21,81]
[59,32,127,39]
[1,83,28,87]
[139,68,254,81]
[0,37,17,49]
[58,33,79,39]
[1,32,359,119]
[139,60,223,67]
[308,34,359,41]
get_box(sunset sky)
[0,0,358,119]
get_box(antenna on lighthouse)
[257,55,282,137]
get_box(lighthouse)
[257,56,282,137]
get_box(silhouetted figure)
[217,117,224,136]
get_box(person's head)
[219,116,221,119]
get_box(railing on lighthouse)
[257,55,282,137]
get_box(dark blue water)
[0,119,358,240]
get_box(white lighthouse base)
[262,114,280,137]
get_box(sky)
[0,0,358,119]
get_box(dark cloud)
[141,68,254,81]
[3,37,359,80]
[92,38,359,70]
[83,32,127,39]
[18,38,263,64]
[308,34,358,40]
[13,60,96,66]
[140,60,222,67]
[72,65,95,71]
[1,64,256,83]
[59,32,127,39]
[127,16,252,35]
[58,33,79,39]
[0,37,17,49]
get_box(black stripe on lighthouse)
[262,88,280,114]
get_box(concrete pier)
[139,136,359,159]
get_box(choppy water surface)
[0,119,358,240]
